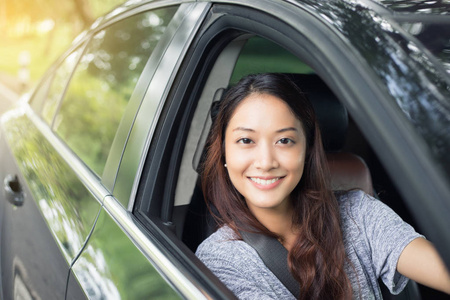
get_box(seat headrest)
[285,74,348,152]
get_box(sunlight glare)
[36,19,55,35]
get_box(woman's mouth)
[250,177,280,185]
[248,176,285,189]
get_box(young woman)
[195,73,450,299]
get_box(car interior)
[172,36,414,247]
[139,34,447,299]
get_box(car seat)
[285,74,374,195]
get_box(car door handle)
[4,174,24,206]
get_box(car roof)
[94,0,450,30]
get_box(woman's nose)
[254,144,279,170]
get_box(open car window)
[132,4,450,298]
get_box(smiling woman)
[198,73,353,299]
[195,73,450,300]
[224,93,306,227]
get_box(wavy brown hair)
[200,73,352,299]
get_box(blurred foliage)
[0,28,73,82]
[2,0,125,29]
[0,0,125,83]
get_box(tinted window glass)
[53,7,178,176]
[42,50,82,124]
[401,22,450,73]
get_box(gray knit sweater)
[196,190,423,299]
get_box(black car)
[1,0,449,299]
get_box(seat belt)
[240,230,300,298]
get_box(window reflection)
[53,7,178,176]
[71,209,181,299]
[42,50,82,125]
[302,0,450,178]
[3,113,101,263]
[379,0,450,14]
[401,22,450,73]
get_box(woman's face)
[224,93,307,217]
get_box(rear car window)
[41,49,82,124]
[53,6,178,176]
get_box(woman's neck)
[251,205,298,251]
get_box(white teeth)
[250,177,280,185]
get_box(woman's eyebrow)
[276,127,298,133]
[233,127,255,132]
[232,127,298,133]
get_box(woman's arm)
[397,237,450,294]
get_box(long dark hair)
[201,73,352,299]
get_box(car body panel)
[67,198,182,299]
[0,105,103,299]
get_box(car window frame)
[101,2,188,193]
[49,4,181,186]
[95,2,235,299]
[131,1,450,290]
[112,2,212,207]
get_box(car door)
[0,3,182,300]
[0,42,99,299]
[65,2,222,299]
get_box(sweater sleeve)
[196,227,295,300]
[349,191,424,294]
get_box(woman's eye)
[237,138,253,144]
[277,138,294,145]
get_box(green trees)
[0,0,124,81]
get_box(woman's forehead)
[227,93,303,133]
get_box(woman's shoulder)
[196,226,296,299]
[335,188,366,203]
[196,226,256,260]
[336,189,420,240]
[197,225,239,247]
[336,189,379,216]
[336,189,391,230]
